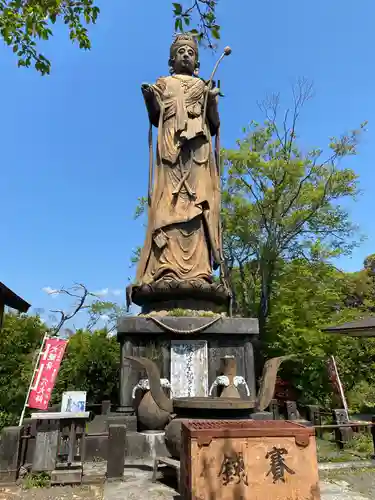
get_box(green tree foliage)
[86,300,126,333]
[0,0,99,74]
[0,312,48,426]
[0,309,120,428]
[364,253,375,278]
[265,257,375,405]
[222,80,366,339]
[1,0,220,74]
[172,0,221,47]
[53,328,119,405]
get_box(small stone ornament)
[209,375,250,396]
[209,356,250,398]
[132,378,172,399]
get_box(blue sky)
[2,0,375,325]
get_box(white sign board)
[170,340,208,398]
[61,391,86,413]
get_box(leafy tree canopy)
[1,0,221,74]
[53,328,119,405]
[0,313,47,427]
[0,312,120,428]
[264,257,375,406]
[222,80,366,338]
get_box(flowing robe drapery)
[135,74,221,286]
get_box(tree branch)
[280,171,335,251]
[49,283,94,335]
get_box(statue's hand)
[141,82,153,93]
[209,87,221,97]
[208,87,224,100]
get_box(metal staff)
[202,45,232,126]
[202,46,233,315]
[215,106,233,317]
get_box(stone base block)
[87,414,137,435]
[117,316,259,336]
[251,411,273,420]
[108,414,137,432]
[0,470,18,485]
[51,468,82,485]
[126,431,169,459]
[86,415,108,434]
[117,315,259,411]
[85,434,108,462]
[85,430,170,462]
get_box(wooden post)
[307,405,322,438]
[119,338,137,414]
[286,401,299,420]
[68,421,76,465]
[269,399,279,420]
[332,409,352,449]
[101,400,111,415]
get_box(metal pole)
[331,355,348,414]
[313,423,373,429]
[148,123,153,207]
[202,46,231,126]
[19,332,49,427]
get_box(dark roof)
[322,316,375,337]
[0,282,31,313]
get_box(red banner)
[28,337,68,410]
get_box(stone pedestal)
[106,424,126,480]
[116,316,259,414]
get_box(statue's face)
[173,44,196,75]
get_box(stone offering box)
[180,420,320,500]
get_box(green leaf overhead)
[1,0,221,74]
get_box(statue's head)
[169,33,200,76]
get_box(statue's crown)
[170,32,198,56]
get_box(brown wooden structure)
[323,317,375,337]
[0,282,31,330]
[31,412,90,485]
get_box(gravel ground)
[1,463,375,499]
[321,468,375,499]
